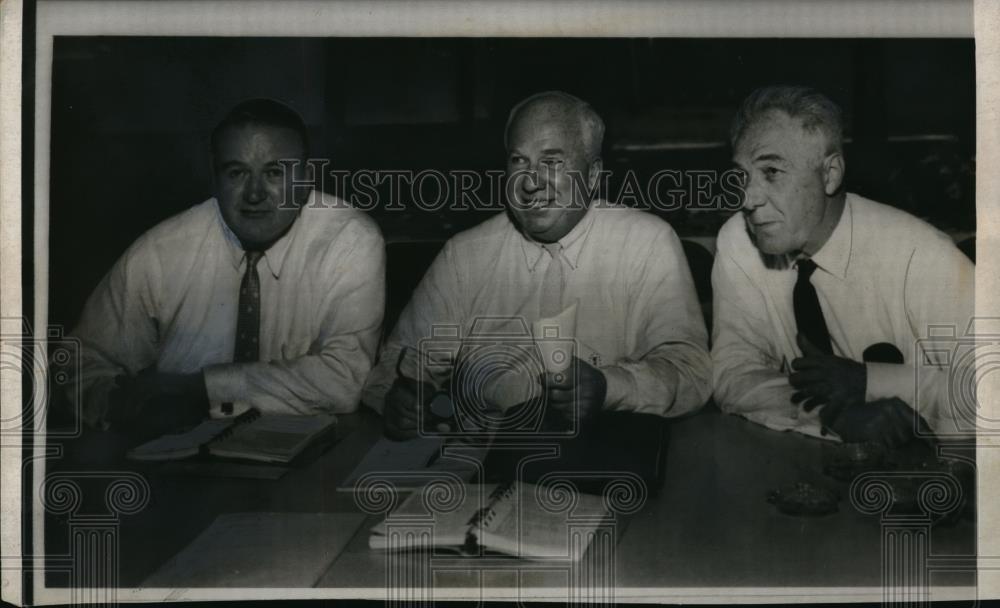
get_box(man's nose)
[741,176,765,212]
[519,164,549,193]
[244,173,267,204]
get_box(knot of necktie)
[797,257,818,279]
[245,250,263,270]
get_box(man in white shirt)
[364,91,711,440]
[712,85,974,444]
[69,99,385,436]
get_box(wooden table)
[43,406,976,599]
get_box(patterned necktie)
[793,258,833,355]
[539,243,565,318]
[234,251,264,363]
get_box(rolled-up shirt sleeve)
[711,237,823,437]
[601,224,712,418]
[204,219,386,416]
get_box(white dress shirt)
[363,203,712,418]
[70,191,385,427]
[711,193,975,439]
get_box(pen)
[426,448,442,468]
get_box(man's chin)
[513,214,558,238]
[745,225,789,256]
[747,234,791,256]
[524,224,566,243]
[232,227,283,250]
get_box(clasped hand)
[541,356,607,427]
[789,334,916,447]
[382,376,448,441]
[383,356,607,440]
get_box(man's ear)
[587,157,604,195]
[296,159,315,206]
[822,152,845,196]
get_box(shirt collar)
[214,192,309,279]
[519,201,599,272]
[805,194,853,280]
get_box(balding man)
[364,91,711,440]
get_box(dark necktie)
[793,258,833,355]
[234,251,264,363]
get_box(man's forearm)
[601,344,711,417]
[203,351,372,416]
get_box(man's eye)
[509,155,527,165]
[762,167,781,179]
[227,168,247,180]
[265,168,285,179]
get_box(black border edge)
[21,0,37,606]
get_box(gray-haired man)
[712,85,974,445]
[365,90,711,440]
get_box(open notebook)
[369,481,612,561]
[127,408,336,464]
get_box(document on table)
[338,436,487,492]
[127,418,234,461]
[143,512,365,588]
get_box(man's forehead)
[219,123,301,145]
[215,124,306,159]
[734,111,826,161]
[508,111,582,150]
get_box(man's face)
[732,110,836,255]
[213,124,309,250]
[505,109,597,243]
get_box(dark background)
[49,37,975,330]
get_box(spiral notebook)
[368,481,611,561]
[127,408,336,464]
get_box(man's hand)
[383,377,435,441]
[790,334,867,427]
[108,367,209,437]
[819,398,921,448]
[542,357,607,427]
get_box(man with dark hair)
[364,91,711,440]
[712,85,974,444]
[69,98,385,435]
